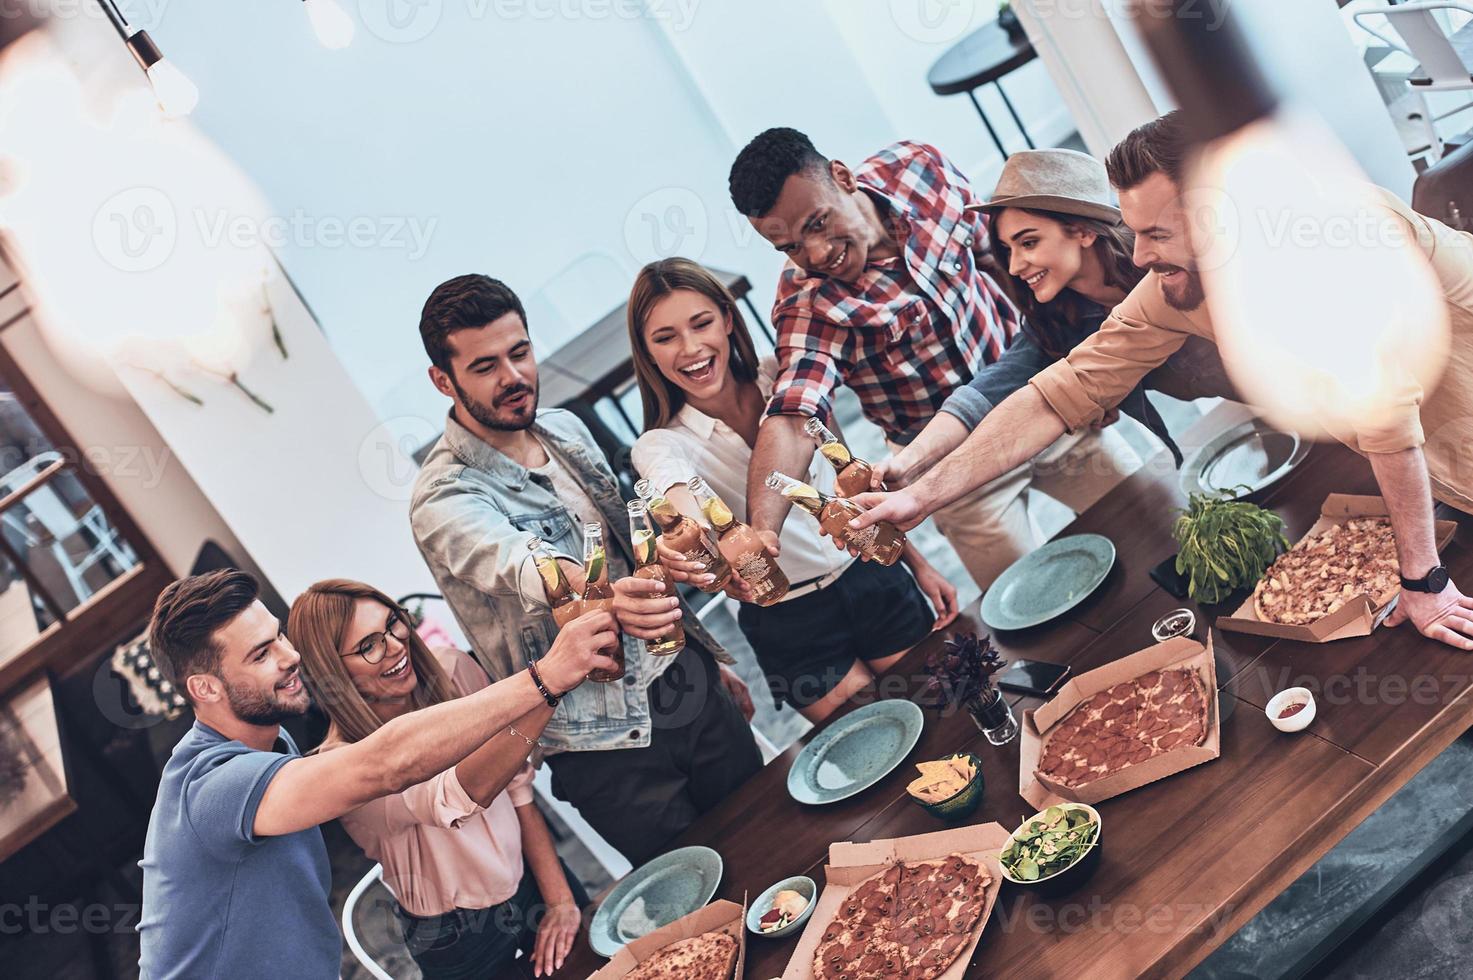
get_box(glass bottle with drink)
[686,477,789,606]
[578,522,625,682]
[804,417,880,498]
[627,499,686,657]
[527,537,582,628]
[633,478,733,594]
[764,470,906,566]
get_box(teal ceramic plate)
[787,699,925,805]
[589,845,723,958]
[1180,418,1308,500]
[981,534,1116,630]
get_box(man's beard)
[225,674,309,726]
[1155,265,1206,312]
[452,375,539,432]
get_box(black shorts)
[737,558,932,710]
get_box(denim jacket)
[410,408,730,754]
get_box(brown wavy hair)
[627,257,761,431]
[288,579,460,745]
[986,208,1144,358]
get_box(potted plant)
[998,1,1025,41]
[921,631,1019,745]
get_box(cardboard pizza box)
[1215,494,1458,643]
[1019,633,1220,809]
[781,822,1009,980]
[589,898,747,979]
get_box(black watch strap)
[1401,564,1450,594]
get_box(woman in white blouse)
[628,258,958,722]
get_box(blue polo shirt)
[137,721,339,979]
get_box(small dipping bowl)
[1266,687,1316,732]
[1151,608,1197,642]
[746,875,816,939]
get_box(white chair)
[341,864,397,980]
[0,451,135,604]
[1356,2,1473,90]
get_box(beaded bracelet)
[527,660,560,708]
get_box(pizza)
[812,854,992,979]
[1036,667,1209,789]
[1252,517,1400,625]
[624,930,737,980]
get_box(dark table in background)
[927,21,1039,159]
[546,432,1473,979]
[538,267,767,437]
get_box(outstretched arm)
[746,414,816,537]
[253,613,619,836]
[1372,448,1473,649]
[851,385,1066,531]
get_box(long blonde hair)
[288,579,460,745]
[626,257,761,431]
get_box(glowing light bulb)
[1185,110,1450,441]
[144,56,198,117]
[305,0,355,50]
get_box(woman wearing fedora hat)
[873,148,1195,497]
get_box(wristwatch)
[1401,564,1450,594]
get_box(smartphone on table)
[996,659,1071,698]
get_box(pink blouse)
[323,648,535,917]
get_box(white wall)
[143,0,1079,439]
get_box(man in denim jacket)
[410,274,762,864]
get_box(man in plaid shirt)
[728,128,1141,589]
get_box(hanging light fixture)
[303,0,355,50]
[1130,0,1450,439]
[96,0,199,117]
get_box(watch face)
[1430,566,1451,593]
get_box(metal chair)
[341,864,398,980]
[1355,2,1473,91]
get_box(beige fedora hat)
[968,148,1121,224]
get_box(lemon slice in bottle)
[633,528,656,564]
[703,497,733,529]
[781,481,823,507]
[584,548,606,584]
[819,442,853,466]
[536,557,563,595]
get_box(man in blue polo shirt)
[136,569,617,978]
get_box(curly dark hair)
[418,274,527,374]
[728,127,830,218]
[1105,110,1189,191]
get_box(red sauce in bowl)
[1277,701,1307,720]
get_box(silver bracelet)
[507,725,536,748]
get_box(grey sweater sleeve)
[940,329,1055,429]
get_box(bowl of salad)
[999,803,1102,896]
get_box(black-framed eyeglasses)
[344,609,412,665]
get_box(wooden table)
[927,21,1040,160]
[548,438,1473,979]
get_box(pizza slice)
[625,930,737,980]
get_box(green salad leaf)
[1172,491,1289,605]
[1001,805,1099,882]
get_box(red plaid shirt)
[765,141,1019,444]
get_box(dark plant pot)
[998,7,1025,41]
[967,688,1019,745]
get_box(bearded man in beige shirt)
[855,112,1473,651]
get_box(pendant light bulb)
[1186,109,1450,439]
[144,56,199,117]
